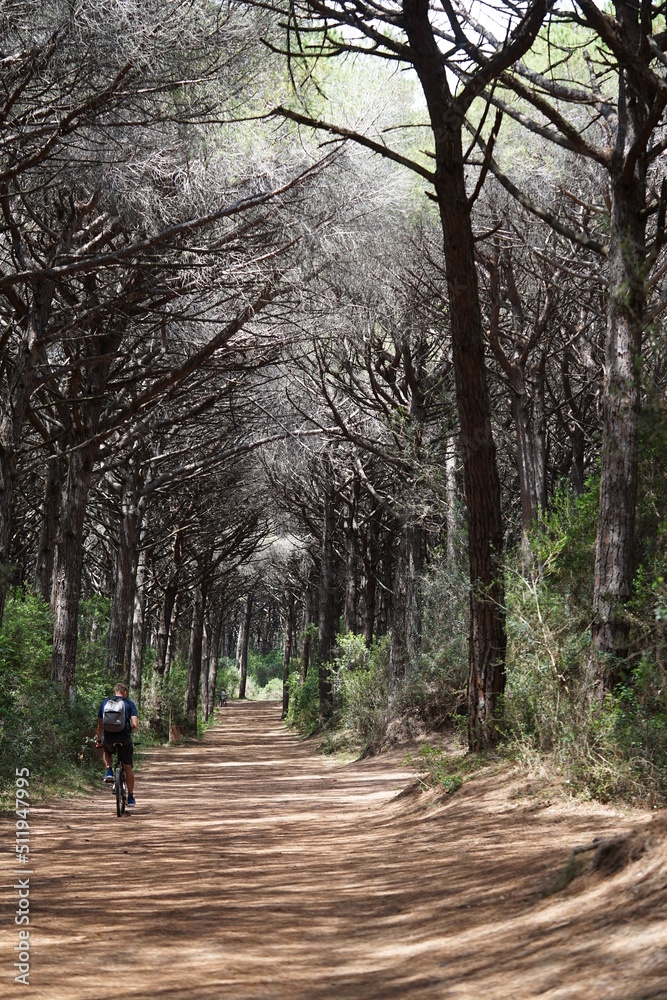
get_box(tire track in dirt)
[1,701,665,999]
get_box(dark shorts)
[102,736,133,767]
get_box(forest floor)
[1,700,666,1000]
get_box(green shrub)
[501,478,667,804]
[0,590,113,805]
[251,675,283,701]
[407,739,489,794]
[248,649,283,688]
[159,657,188,727]
[216,658,239,699]
[334,633,391,749]
[287,664,319,735]
[418,552,469,721]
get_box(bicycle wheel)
[120,767,126,815]
[115,765,123,817]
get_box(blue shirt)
[98,697,138,739]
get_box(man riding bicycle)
[96,683,139,807]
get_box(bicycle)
[108,741,128,816]
[98,739,138,816]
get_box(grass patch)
[404,738,492,796]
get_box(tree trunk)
[107,484,142,675]
[152,530,182,720]
[207,611,223,719]
[0,284,55,628]
[129,543,150,706]
[389,520,424,688]
[591,2,648,684]
[592,205,644,672]
[237,593,253,699]
[185,576,208,730]
[361,514,378,647]
[165,590,179,681]
[35,454,61,605]
[50,444,96,695]
[445,442,458,569]
[403,3,506,748]
[344,473,360,633]
[200,611,212,722]
[300,581,315,680]
[318,468,337,721]
[282,593,295,719]
[511,376,547,534]
[439,157,506,747]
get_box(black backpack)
[102,697,127,733]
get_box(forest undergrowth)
[287,464,667,808]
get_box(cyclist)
[219,688,227,707]
[96,683,139,807]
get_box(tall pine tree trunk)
[50,444,96,695]
[390,520,424,688]
[591,0,649,685]
[35,454,60,605]
[300,581,315,681]
[237,593,253,699]
[107,480,143,675]
[344,473,360,633]
[318,467,337,721]
[207,611,223,718]
[404,0,506,748]
[0,285,55,627]
[129,542,150,706]
[282,593,295,720]
[185,575,208,730]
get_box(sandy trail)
[1,701,665,999]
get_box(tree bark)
[35,454,61,605]
[591,1,649,683]
[403,0,506,748]
[282,593,295,719]
[592,194,644,672]
[207,610,223,719]
[510,373,547,533]
[300,581,315,680]
[445,442,458,569]
[129,543,150,706]
[185,573,208,730]
[389,520,424,687]
[107,473,143,675]
[0,280,56,628]
[237,593,253,699]
[50,444,96,695]
[344,473,360,633]
[153,529,182,701]
[361,514,378,647]
[200,610,212,722]
[318,467,337,721]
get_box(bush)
[248,649,283,689]
[216,658,238,699]
[0,590,114,806]
[334,633,391,749]
[157,657,188,728]
[251,675,283,700]
[501,478,667,804]
[287,664,319,735]
[418,552,469,721]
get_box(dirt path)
[1,701,666,999]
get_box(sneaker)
[103,767,113,783]
[127,795,136,807]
